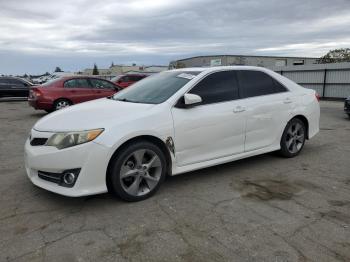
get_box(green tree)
[54,67,63,72]
[110,62,115,68]
[92,63,99,75]
[318,48,350,63]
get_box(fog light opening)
[63,172,76,185]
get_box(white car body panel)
[24,66,320,197]
[171,100,245,166]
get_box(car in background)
[0,77,33,98]
[345,96,350,118]
[111,73,149,88]
[28,76,120,112]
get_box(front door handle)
[233,106,246,113]
[283,98,292,104]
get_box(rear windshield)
[41,78,61,87]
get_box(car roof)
[60,76,113,81]
[169,66,303,91]
[169,65,275,73]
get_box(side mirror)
[184,93,202,106]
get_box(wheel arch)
[106,135,172,192]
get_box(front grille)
[30,138,48,146]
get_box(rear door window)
[237,70,286,98]
[64,79,92,88]
[89,79,116,89]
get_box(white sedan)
[24,66,320,201]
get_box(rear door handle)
[233,106,246,113]
[283,98,292,104]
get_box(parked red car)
[28,76,120,112]
[111,73,149,88]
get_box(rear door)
[63,78,95,103]
[237,70,293,152]
[89,78,118,98]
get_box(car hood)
[34,98,156,132]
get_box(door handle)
[283,98,292,104]
[233,106,246,113]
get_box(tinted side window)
[89,79,115,89]
[189,71,239,105]
[9,79,26,87]
[0,79,10,85]
[121,76,130,82]
[64,79,91,88]
[238,71,277,98]
[130,75,144,81]
[273,79,288,93]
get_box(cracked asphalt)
[0,100,349,262]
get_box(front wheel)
[108,141,167,201]
[279,118,306,158]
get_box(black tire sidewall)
[109,141,167,201]
[280,118,306,158]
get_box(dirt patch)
[14,226,28,235]
[237,180,301,201]
[320,210,350,224]
[328,200,350,207]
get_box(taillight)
[30,88,42,98]
[315,93,320,102]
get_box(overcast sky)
[1,0,350,75]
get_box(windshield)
[112,71,201,104]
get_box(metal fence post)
[322,69,327,98]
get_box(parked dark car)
[345,97,350,118]
[0,77,33,98]
[111,73,149,88]
[28,76,120,112]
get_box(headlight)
[46,129,104,149]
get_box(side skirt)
[171,144,280,176]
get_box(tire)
[45,109,53,113]
[108,141,167,201]
[53,99,71,111]
[279,118,306,158]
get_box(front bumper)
[24,130,111,197]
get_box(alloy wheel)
[285,122,305,154]
[119,149,162,197]
[55,100,70,110]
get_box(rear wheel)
[54,99,71,111]
[279,118,306,158]
[108,141,167,201]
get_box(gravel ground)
[0,100,349,262]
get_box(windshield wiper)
[114,98,141,103]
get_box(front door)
[171,70,246,166]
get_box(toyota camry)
[24,66,320,201]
